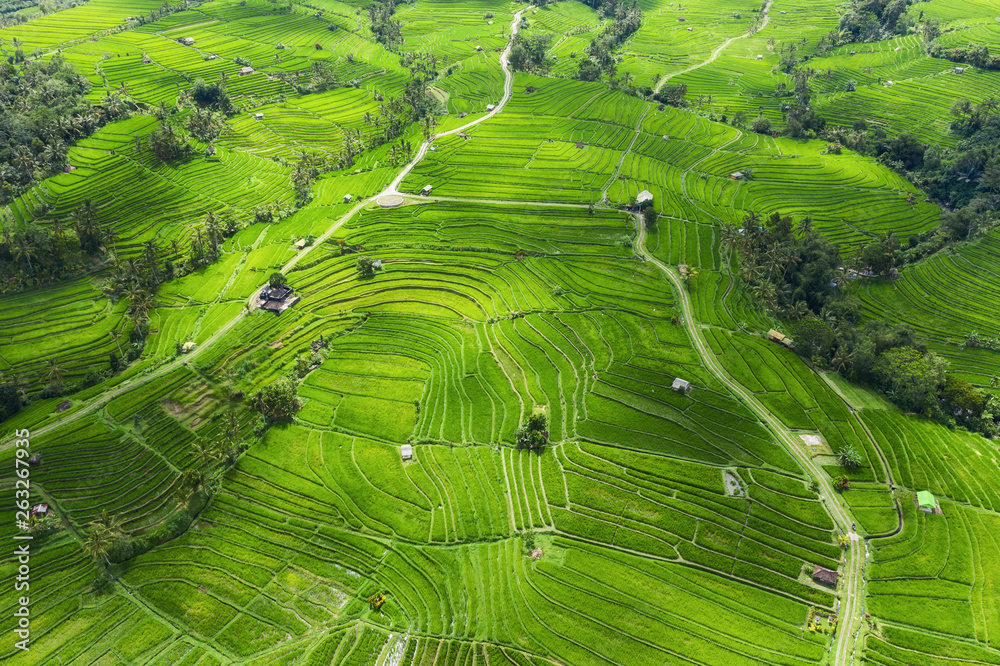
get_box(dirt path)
[633,214,863,666]
[655,0,773,92]
[385,8,527,196]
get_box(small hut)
[955,67,965,74]
[917,491,936,513]
[812,565,838,587]
[401,444,413,460]
[254,112,265,120]
[239,66,254,76]
[421,184,433,195]
[636,190,653,205]
[671,378,692,394]
[31,504,50,517]
[486,104,496,111]
[179,37,195,45]
[182,341,197,353]
[142,56,152,64]
[28,454,42,467]
[343,193,353,203]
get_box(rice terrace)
[3,0,1000,662]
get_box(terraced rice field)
[2,0,999,664]
[855,231,1000,387]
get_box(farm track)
[654,0,773,92]
[634,216,863,666]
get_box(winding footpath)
[13,8,865,664]
[655,0,773,91]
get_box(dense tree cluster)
[929,41,999,71]
[838,0,914,43]
[368,0,410,50]
[251,377,301,423]
[575,0,642,82]
[724,207,1000,434]
[0,199,109,291]
[0,56,133,200]
[509,34,553,74]
[291,154,319,205]
[651,84,688,108]
[722,212,845,319]
[514,411,548,450]
[187,77,235,115]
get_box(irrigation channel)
[17,7,869,663]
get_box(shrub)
[82,368,107,387]
[837,445,863,469]
[514,411,548,450]
[356,255,375,277]
[41,381,63,398]
[751,116,773,134]
[251,377,301,422]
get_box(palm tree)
[90,509,124,535]
[176,468,207,503]
[831,348,853,374]
[13,235,37,271]
[99,222,119,258]
[82,528,112,564]
[50,218,67,241]
[679,265,699,284]
[109,330,123,356]
[191,441,220,496]
[127,290,154,323]
[82,509,124,568]
[47,360,64,384]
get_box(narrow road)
[654,0,773,91]
[633,215,862,665]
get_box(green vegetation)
[2,0,999,664]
